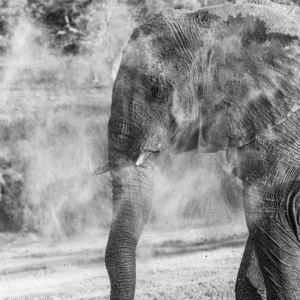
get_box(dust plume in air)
[0,1,244,239]
[0,1,135,238]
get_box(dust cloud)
[0,2,134,238]
[1,1,244,240]
[152,151,243,229]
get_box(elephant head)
[102,1,300,299]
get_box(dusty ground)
[0,221,247,300]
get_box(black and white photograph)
[1,0,300,299]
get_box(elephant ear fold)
[198,19,300,152]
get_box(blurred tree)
[26,0,93,54]
[0,0,27,55]
[0,159,25,232]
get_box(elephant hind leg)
[236,234,266,300]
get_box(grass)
[134,247,242,300]
[1,221,247,299]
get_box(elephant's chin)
[198,143,223,153]
[198,126,228,153]
[225,144,261,183]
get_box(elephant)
[98,0,300,299]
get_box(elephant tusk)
[136,152,150,166]
[92,163,111,175]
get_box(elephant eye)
[147,77,171,104]
[151,84,160,99]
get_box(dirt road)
[0,223,247,300]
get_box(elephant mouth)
[198,140,223,153]
[132,134,163,166]
[134,149,160,166]
[198,123,228,153]
[93,150,159,175]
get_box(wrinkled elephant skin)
[105,1,300,299]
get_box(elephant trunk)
[105,152,154,300]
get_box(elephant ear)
[197,12,300,152]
